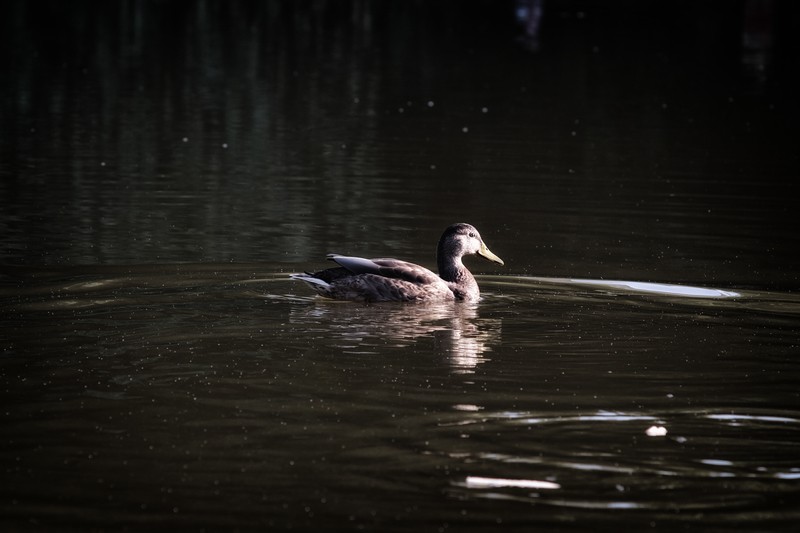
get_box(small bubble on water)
[182,137,189,143]
[427,100,435,108]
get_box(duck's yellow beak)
[478,242,504,265]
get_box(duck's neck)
[438,255,474,284]
[438,255,479,300]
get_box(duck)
[290,223,504,302]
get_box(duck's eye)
[468,232,476,238]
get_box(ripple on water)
[437,406,800,513]
[3,265,799,529]
[479,275,800,321]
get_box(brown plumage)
[291,223,504,302]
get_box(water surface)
[3,265,800,530]
[2,1,799,530]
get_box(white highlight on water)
[569,279,740,298]
[465,476,561,490]
[646,425,668,436]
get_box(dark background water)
[2,1,800,531]
[2,0,799,285]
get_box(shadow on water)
[2,264,799,529]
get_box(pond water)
[2,1,800,531]
[2,266,800,530]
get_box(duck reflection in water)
[289,301,501,374]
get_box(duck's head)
[438,223,504,265]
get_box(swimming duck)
[291,223,504,302]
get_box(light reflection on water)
[288,300,501,374]
[2,264,799,529]
[440,400,800,513]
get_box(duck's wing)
[327,254,441,285]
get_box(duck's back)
[298,255,454,302]
[333,273,454,302]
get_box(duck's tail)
[290,273,331,295]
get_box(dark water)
[2,1,800,531]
